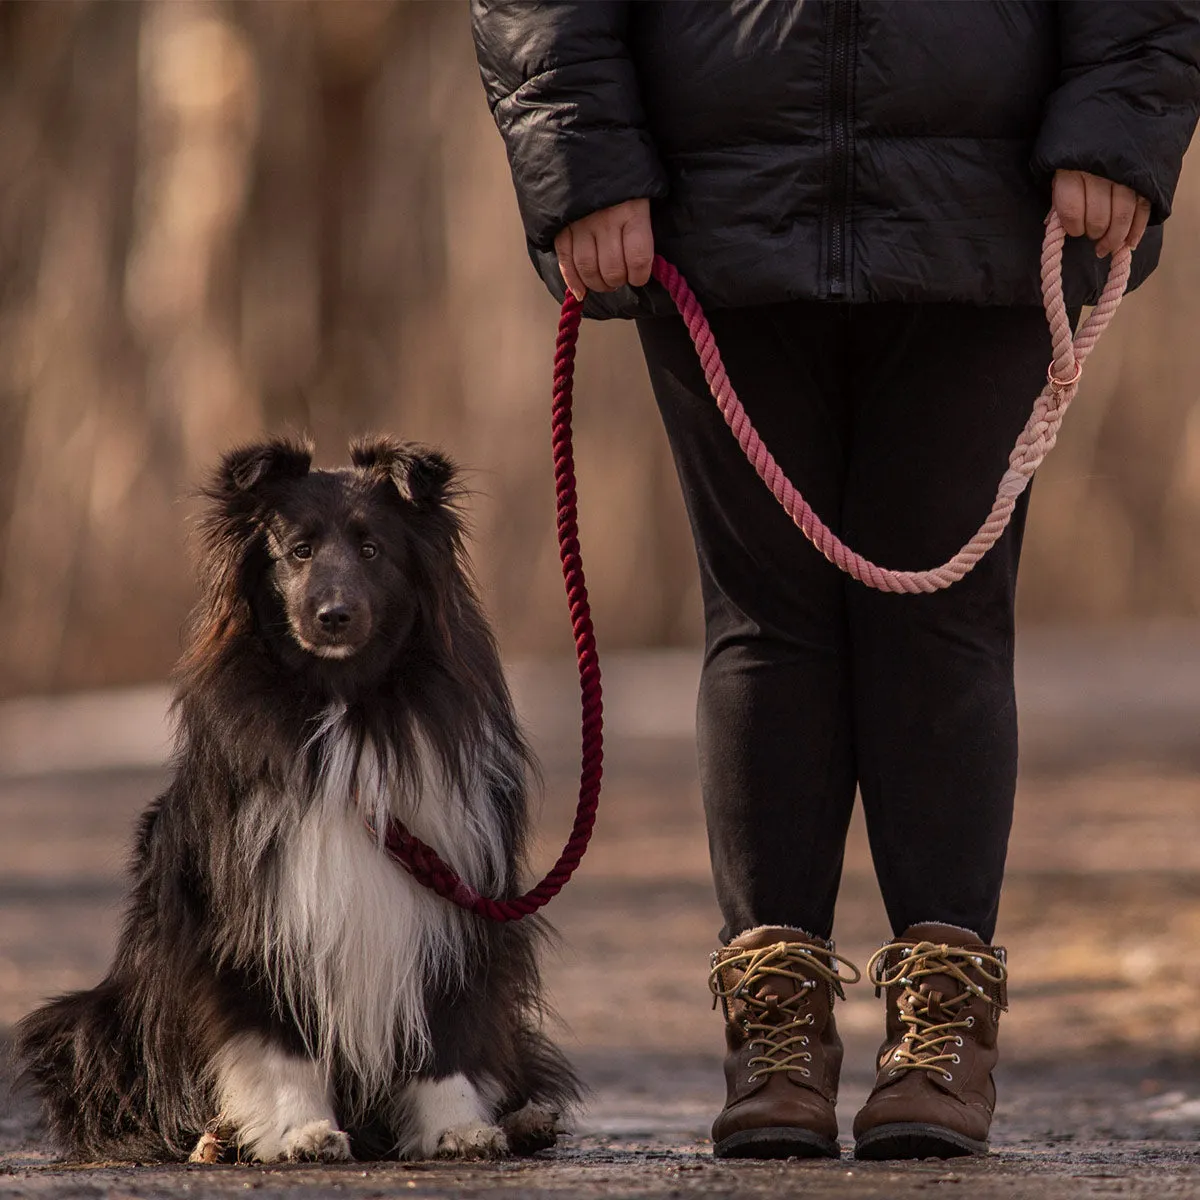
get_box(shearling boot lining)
[904,921,984,941]
[725,924,827,946]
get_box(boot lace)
[709,942,861,1081]
[866,941,1008,1082]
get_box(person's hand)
[1052,169,1151,258]
[554,198,654,301]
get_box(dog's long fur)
[17,435,579,1162]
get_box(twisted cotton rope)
[650,210,1131,592]
[382,210,1129,921]
[379,298,603,921]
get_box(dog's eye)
[361,542,378,560]
[291,543,312,561]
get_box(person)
[471,0,1200,1163]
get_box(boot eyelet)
[799,1068,811,1077]
[965,1017,975,1027]
[747,1072,759,1083]
[951,1054,961,1064]
[887,1068,898,1077]
[954,1036,964,1047]
[943,1071,954,1081]
[893,1051,903,1060]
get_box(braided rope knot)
[709,943,862,1082]
[867,941,1008,1082]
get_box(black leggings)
[638,301,1058,945]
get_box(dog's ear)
[350,435,456,508]
[192,437,314,652]
[216,437,313,496]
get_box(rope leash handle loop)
[381,294,602,922]
[651,209,1131,594]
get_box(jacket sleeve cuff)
[493,58,669,248]
[1032,61,1200,223]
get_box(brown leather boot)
[708,926,861,1159]
[852,922,1009,1160]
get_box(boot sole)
[853,1122,988,1160]
[714,1127,840,1160]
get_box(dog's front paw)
[500,1102,561,1155]
[282,1120,353,1162]
[189,1121,238,1164]
[188,1132,224,1164]
[435,1123,509,1159]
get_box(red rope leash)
[382,210,1128,919]
[380,294,600,921]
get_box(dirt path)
[2,657,1200,1197]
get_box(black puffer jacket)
[472,1,1200,319]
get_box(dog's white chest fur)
[261,709,508,1093]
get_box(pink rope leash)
[649,210,1131,593]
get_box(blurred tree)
[0,1,1195,698]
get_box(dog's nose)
[317,604,352,633]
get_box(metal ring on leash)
[1047,358,1084,391]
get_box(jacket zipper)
[826,0,854,299]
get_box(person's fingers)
[554,199,655,297]
[1053,170,1087,238]
[1096,182,1137,258]
[554,226,587,301]
[595,222,629,290]
[1082,173,1111,244]
[1128,195,1151,250]
[622,212,654,287]
[571,228,607,293]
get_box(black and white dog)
[18,436,579,1163]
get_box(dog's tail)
[16,982,177,1161]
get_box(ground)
[2,637,1199,1197]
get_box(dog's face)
[264,473,411,661]
[201,436,461,683]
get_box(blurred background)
[0,0,1198,697]
[2,1,1200,1173]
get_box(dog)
[17,435,579,1163]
